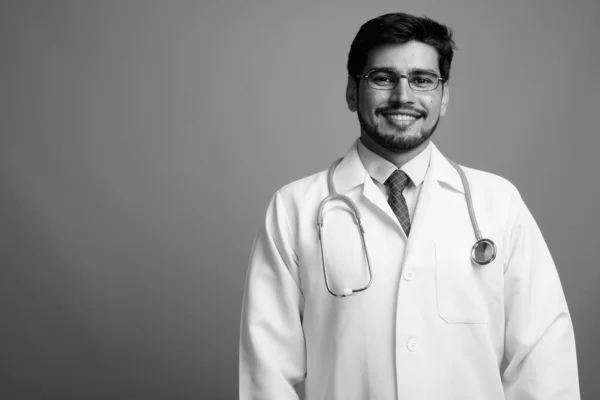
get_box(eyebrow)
[367,66,440,76]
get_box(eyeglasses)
[355,69,444,92]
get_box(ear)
[440,82,450,116]
[346,76,358,112]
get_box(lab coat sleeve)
[502,190,580,399]
[239,191,306,400]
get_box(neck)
[359,133,430,168]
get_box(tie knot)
[385,169,410,193]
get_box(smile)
[385,114,417,121]
[382,113,420,127]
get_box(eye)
[411,75,435,85]
[368,72,397,87]
[371,74,393,83]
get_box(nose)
[391,76,415,104]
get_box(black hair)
[347,13,456,81]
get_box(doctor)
[240,12,579,399]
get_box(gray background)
[1,0,599,399]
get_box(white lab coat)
[239,140,579,400]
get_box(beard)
[357,108,440,152]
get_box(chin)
[359,113,437,153]
[375,131,428,152]
[386,139,426,152]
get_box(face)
[346,41,450,153]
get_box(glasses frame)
[355,70,445,92]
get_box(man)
[240,13,579,399]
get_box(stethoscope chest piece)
[471,238,497,265]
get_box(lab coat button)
[404,269,415,281]
[407,338,418,352]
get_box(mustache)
[376,104,426,116]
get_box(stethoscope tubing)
[318,158,373,297]
[447,158,497,265]
[446,158,482,241]
[318,155,497,298]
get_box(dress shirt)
[357,138,431,222]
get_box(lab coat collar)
[429,143,465,194]
[331,140,369,194]
[332,139,465,195]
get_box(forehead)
[364,41,440,74]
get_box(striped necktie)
[385,169,411,236]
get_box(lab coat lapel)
[362,174,399,224]
[401,161,439,265]
[332,140,402,224]
[402,144,465,266]
[331,141,464,236]
[331,140,367,195]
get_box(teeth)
[387,114,416,121]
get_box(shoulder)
[273,168,330,209]
[460,164,519,198]
[432,143,520,202]
[447,162,525,227]
[258,167,332,240]
[457,164,528,236]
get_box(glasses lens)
[409,74,439,91]
[367,71,397,89]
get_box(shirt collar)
[357,138,432,188]
[332,139,465,194]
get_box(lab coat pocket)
[435,239,502,324]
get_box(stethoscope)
[317,157,497,298]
